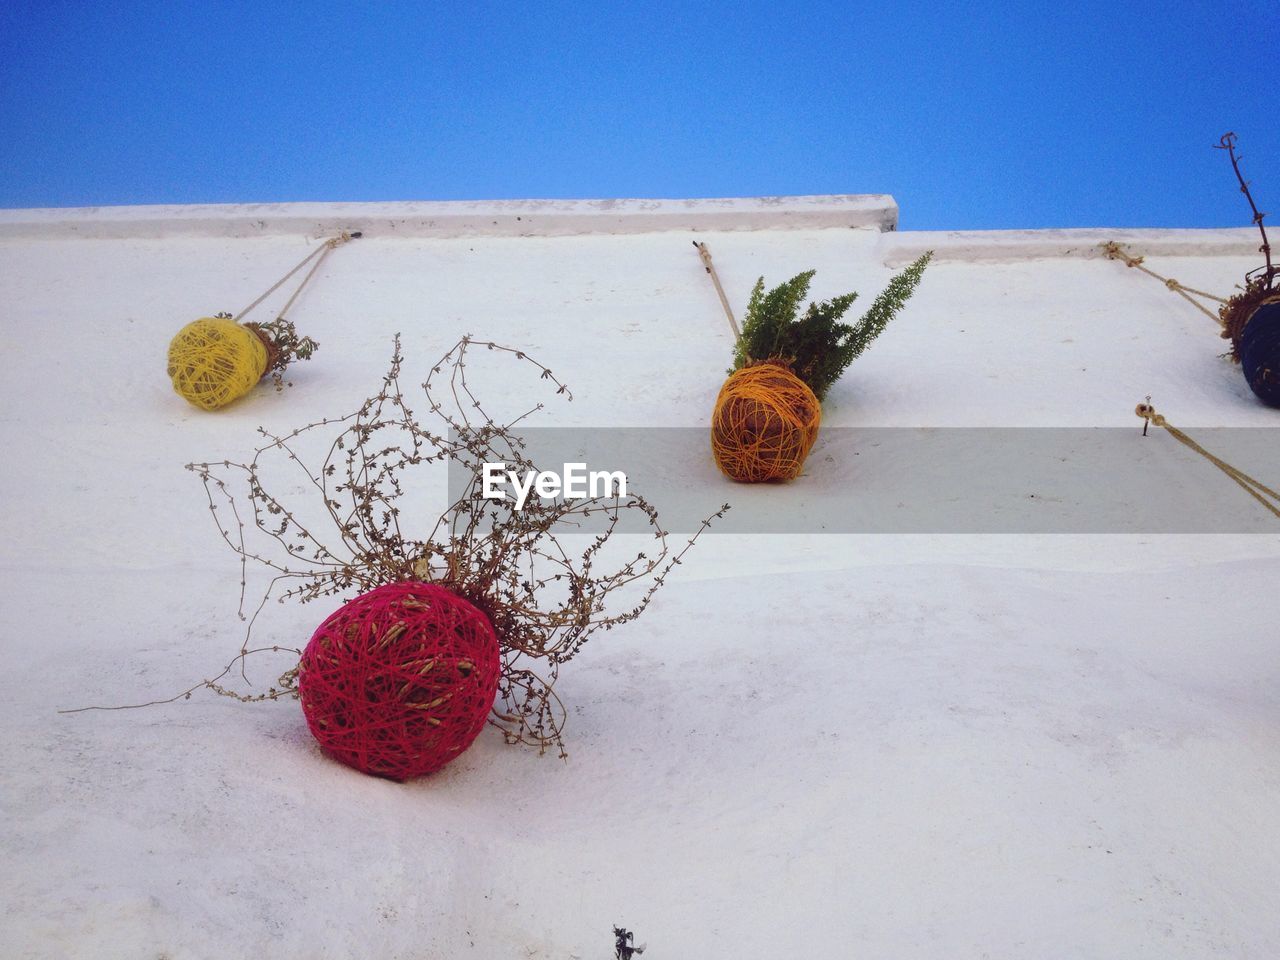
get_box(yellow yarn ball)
[167,317,268,411]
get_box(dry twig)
[169,336,725,755]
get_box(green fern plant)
[731,252,933,401]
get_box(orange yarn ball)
[711,362,821,482]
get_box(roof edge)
[0,195,899,240]
[880,227,1263,265]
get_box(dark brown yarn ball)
[1238,299,1280,408]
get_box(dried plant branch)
[1216,132,1275,289]
[58,646,302,714]
[158,335,725,756]
[211,311,320,392]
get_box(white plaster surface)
[1,199,1277,959]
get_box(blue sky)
[1,0,1275,229]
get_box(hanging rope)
[234,230,361,324]
[692,240,741,342]
[167,230,360,410]
[1101,241,1227,325]
[1135,399,1280,520]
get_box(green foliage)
[730,252,932,401]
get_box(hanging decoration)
[68,337,726,780]
[166,231,359,410]
[1104,133,1278,407]
[298,581,502,780]
[696,241,931,482]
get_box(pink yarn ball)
[298,582,500,780]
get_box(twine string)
[1102,241,1227,325]
[1136,399,1280,520]
[234,231,358,324]
[693,240,742,342]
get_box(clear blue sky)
[1,0,1275,230]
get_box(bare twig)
[1216,132,1275,289]
[58,646,301,713]
[93,336,725,756]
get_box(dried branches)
[186,336,727,755]
[1212,133,1279,357]
[1216,132,1275,290]
[243,316,320,385]
[209,310,319,392]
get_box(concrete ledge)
[0,194,899,240]
[880,227,1263,265]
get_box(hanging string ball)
[1236,298,1280,408]
[711,361,821,482]
[167,316,269,410]
[297,582,501,781]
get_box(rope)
[692,240,742,342]
[1135,399,1280,520]
[234,231,360,324]
[1102,241,1226,325]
